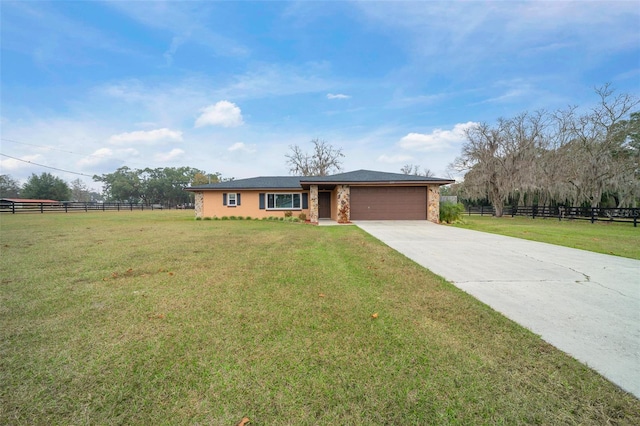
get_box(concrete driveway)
[354,220,640,398]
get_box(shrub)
[246,216,252,221]
[203,217,212,221]
[228,215,237,220]
[298,212,307,221]
[195,217,202,221]
[284,211,293,218]
[440,202,465,224]
[221,216,229,220]
[236,216,244,220]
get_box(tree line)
[451,85,639,216]
[0,167,223,207]
[0,173,100,202]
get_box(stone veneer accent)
[427,185,440,223]
[194,192,204,218]
[336,184,350,223]
[309,185,319,224]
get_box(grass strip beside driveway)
[1,211,638,424]
[453,215,640,260]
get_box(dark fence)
[464,205,639,227]
[0,201,167,214]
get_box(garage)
[350,186,427,220]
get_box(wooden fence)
[463,205,639,227]
[0,201,167,214]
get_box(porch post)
[427,184,440,223]
[310,185,319,224]
[336,185,350,223]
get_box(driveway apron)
[354,220,640,398]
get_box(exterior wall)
[200,190,310,219]
[194,192,204,218]
[309,185,319,224]
[427,184,440,223]
[336,184,350,223]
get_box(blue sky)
[1,1,639,190]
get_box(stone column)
[427,185,440,223]
[194,192,204,219]
[310,185,319,224]
[336,185,350,223]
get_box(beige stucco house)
[185,169,453,224]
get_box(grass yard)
[1,211,638,424]
[452,215,640,260]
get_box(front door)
[318,192,331,218]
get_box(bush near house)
[440,202,465,223]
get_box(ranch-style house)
[185,169,454,223]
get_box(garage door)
[350,186,427,220]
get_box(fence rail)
[0,201,167,214]
[463,205,639,227]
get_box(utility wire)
[0,137,149,168]
[0,153,94,177]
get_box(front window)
[228,193,237,206]
[267,193,301,210]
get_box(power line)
[0,137,149,168]
[0,153,94,177]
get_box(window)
[223,193,240,206]
[267,193,301,210]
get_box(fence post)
[12,202,15,214]
[634,209,637,228]
[64,203,68,213]
[591,208,596,223]
[40,203,44,213]
[481,206,484,216]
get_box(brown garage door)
[350,186,427,220]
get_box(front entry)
[318,192,331,218]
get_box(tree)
[70,178,91,202]
[0,174,21,198]
[551,85,639,207]
[452,111,549,216]
[286,138,344,176]
[21,172,71,200]
[192,172,221,185]
[400,164,435,177]
[452,85,639,212]
[93,166,141,202]
[94,166,218,206]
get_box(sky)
[1,1,639,191]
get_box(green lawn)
[1,211,638,424]
[452,215,640,260]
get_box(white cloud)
[398,122,477,152]
[155,148,185,162]
[327,93,351,99]
[195,101,244,128]
[109,128,183,145]
[228,142,256,153]
[377,154,413,163]
[77,148,114,167]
